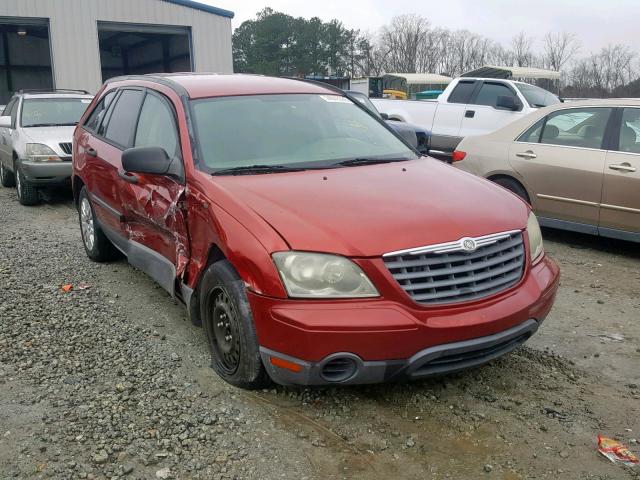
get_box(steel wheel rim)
[209,287,241,375]
[0,163,4,180]
[80,198,95,251]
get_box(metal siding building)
[0,0,233,102]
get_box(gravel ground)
[1,185,639,480]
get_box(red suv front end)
[208,159,559,386]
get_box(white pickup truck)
[371,77,560,158]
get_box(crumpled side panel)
[120,176,190,278]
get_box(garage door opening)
[98,23,192,82]
[0,19,53,104]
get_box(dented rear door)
[118,90,189,293]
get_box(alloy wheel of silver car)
[80,197,96,251]
[15,168,22,198]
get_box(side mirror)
[122,146,173,176]
[496,95,519,111]
[0,116,11,128]
[380,112,390,120]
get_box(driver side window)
[134,93,180,158]
[473,83,519,109]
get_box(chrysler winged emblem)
[461,238,478,253]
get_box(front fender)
[185,199,288,298]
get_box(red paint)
[73,74,560,365]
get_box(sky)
[209,0,640,55]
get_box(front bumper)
[250,254,559,386]
[261,319,539,385]
[20,160,72,185]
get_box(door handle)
[516,151,537,159]
[87,147,98,158]
[608,162,636,172]
[465,110,475,118]
[118,170,139,184]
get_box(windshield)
[191,94,416,172]
[517,84,560,108]
[21,98,91,127]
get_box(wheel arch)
[72,175,85,208]
[487,173,532,205]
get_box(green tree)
[233,9,368,77]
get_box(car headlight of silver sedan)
[26,143,61,162]
[527,212,544,263]
[272,252,379,298]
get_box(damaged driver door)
[118,90,189,296]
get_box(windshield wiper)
[335,158,407,167]
[213,164,307,175]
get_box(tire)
[199,260,270,389]
[15,163,39,205]
[0,162,15,187]
[78,186,119,262]
[492,177,530,204]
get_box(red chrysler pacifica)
[72,74,559,389]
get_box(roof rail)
[104,74,190,98]
[17,88,91,95]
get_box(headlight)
[527,212,544,263]
[26,143,61,162]
[272,252,379,298]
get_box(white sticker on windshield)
[320,95,351,104]
[81,99,91,103]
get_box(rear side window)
[447,81,476,104]
[473,83,518,108]
[103,90,145,148]
[618,108,640,154]
[541,108,612,150]
[134,93,180,157]
[84,90,116,133]
[517,119,545,143]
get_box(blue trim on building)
[163,0,234,18]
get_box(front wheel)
[200,260,270,389]
[0,162,15,187]
[16,164,38,205]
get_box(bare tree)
[416,27,447,74]
[543,32,580,71]
[365,14,638,98]
[511,32,534,67]
[379,15,431,73]
[565,44,636,97]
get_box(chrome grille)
[383,231,525,305]
[59,142,72,155]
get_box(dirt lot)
[1,185,639,480]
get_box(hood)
[214,158,529,257]
[22,126,75,152]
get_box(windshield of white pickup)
[517,84,561,108]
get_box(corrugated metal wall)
[0,0,233,93]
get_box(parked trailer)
[350,77,384,98]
